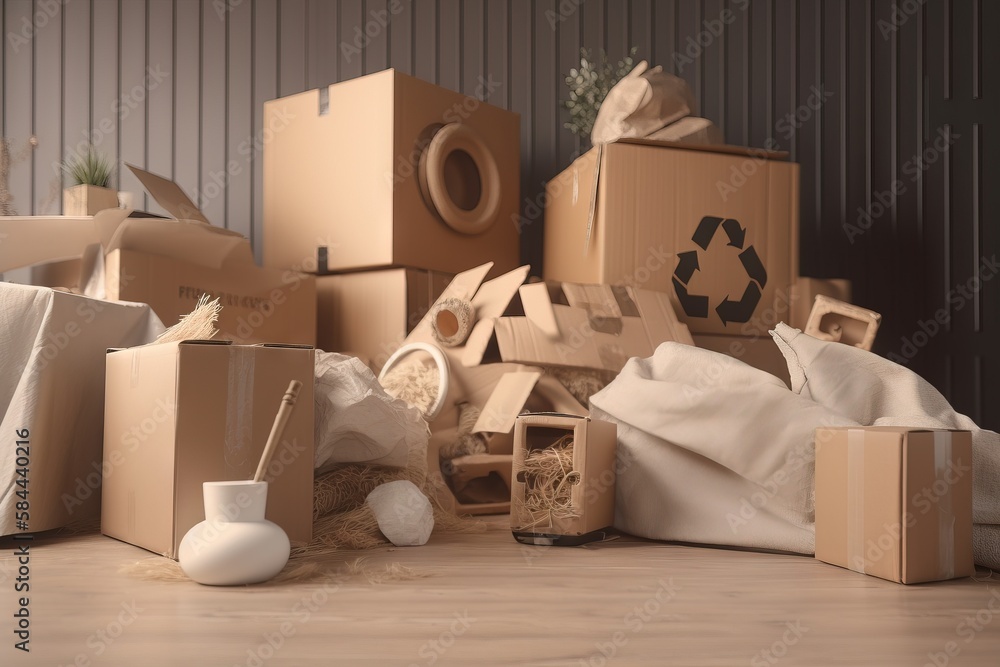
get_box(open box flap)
[104,217,253,270]
[518,283,560,339]
[460,265,531,367]
[0,208,130,274]
[125,163,211,224]
[472,371,542,434]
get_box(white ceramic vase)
[178,481,290,586]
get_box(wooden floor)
[3,523,999,666]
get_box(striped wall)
[2,0,996,427]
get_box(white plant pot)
[178,481,290,586]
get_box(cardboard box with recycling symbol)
[543,139,799,337]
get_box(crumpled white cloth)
[0,283,164,536]
[771,322,1000,525]
[314,351,428,471]
[590,342,857,554]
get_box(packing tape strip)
[847,428,865,574]
[224,346,255,476]
[934,431,956,580]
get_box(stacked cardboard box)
[543,139,852,384]
[262,69,523,366]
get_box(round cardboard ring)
[419,123,502,235]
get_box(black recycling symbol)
[672,216,768,325]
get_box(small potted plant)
[62,147,118,215]
[563,47,638,144]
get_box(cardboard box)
[804,295,881,350]
[511,413,617,545]
[790,277,852,331]
[814,427,974,584]
[316,267,452,369]
[0,172,317,346]
[543,139,799,336]
[102,341,315,558]
[263,69,521,276]
[118,165,316,345]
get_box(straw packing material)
[512,435,582,530]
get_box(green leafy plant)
[562,46,638,138]
[64,147,114,188]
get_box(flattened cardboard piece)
[472,371,542,434]
[0,208,130,274]
[461,265,532,367]
[492,285,691,372]
[518,283,560,339]
[125,163,210,223]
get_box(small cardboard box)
[814,427,974,584]
[511,413,617,545]
[102,340,315,559]
[544,139,799,336]
[316,267,452,370]
[263,69,520,276]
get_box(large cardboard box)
[0,171,317,346]
[263,69,521,276]
[511,413,617,545]
[102,341,315,558]
[814,427,974,584]
[316,267,452,369]
[544,139,799,336]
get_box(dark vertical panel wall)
[2,0,996,427]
